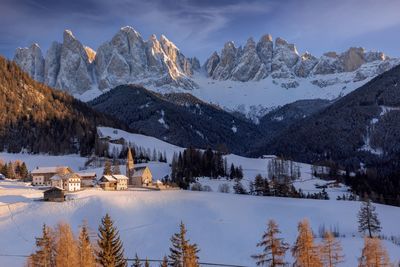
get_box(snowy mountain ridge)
[13,27,400,120]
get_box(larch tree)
[54,222,80,267]
[320,231,344,267]
[112,159,121,175]
[103,160,112,175]
[97,213,127,267]
[132,253,142,267]
[160,255,169,267]
[78,223,96,267]
[169,221,200,267]
[292,219,322,267]
[252,219,288,266]
[27,224,55,267]
[358,199,381,238]
[358,238,391,267]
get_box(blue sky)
[1,0,400,62]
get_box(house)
[76,172,97,187]
[126,148,153,187]
[131,166,152,187]
[262,155,277,160]
[0,173,5,180]
[98,174,128,191]
[31,166,72,186]
[50,173,81,192]
[112,175,129,190]
[43,187,65,202]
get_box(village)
[4,148,174,202]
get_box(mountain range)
[13,26,400,121]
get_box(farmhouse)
[43,187,65,202]
[50,173,81,192]
[98,174,128,191]
[31,166,72,186]
[76,172,97,187]
[0,173,5,180]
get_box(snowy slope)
[0,152,88,172]
[98,127,350,198]
[0,188,399,266]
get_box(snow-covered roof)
[50,174,63,181]
[44,186,64,192]
[133,166,149,177]
[113,175,128,180]
[31,166,70,174]
[100,175,117,182]
[76,172,97,178]
[50,173,81,181]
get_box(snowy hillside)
[0,188,399,266]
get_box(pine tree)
[169,222,199,267]
[358,238,391,267]
[132,253,142,267]
[233,179,247,194]
[103,160,112,175]
[160,255,168,267]
[292,219,322,267]
[19,162,29,180]
[97,213,127,267]
[320,231,344,267]
[78,223,96,267]
[112,159,121,175]
[252,219,288,266]
[28,224,55,267]
[54,222,80,267]
[358,199,381,238]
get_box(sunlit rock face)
[14,43,45,82]
[204,35,394,84]
[54,30,93,94]
[14,26,200,95]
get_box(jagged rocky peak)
[205,34,395,82]
[256,34,273,72]
[54,29,93,94]
[204,51,220,76]
[231,37,266,81]
[14,26,200,95]
[13,43,45,82]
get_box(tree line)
[26,200,390,267]
[95,139,168,164]
[171,147,243,189]
[27,214,199,267]
[0,159,28,180]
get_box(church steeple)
[126,147,135,182]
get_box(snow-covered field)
[0,186,399,266]
[0,130,398,266]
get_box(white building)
[50,173,81,192]
[31,166,72,186]
[76,172,97,187]
[98,174,128,191]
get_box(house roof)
[50,173,81,181]
[113,174,128,180]
[76,172,97,178]
[133,166,149,177]
[31,166,70,174]
[100,175,117,182]
[44,186,64,193]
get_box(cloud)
[0,0,399,61]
